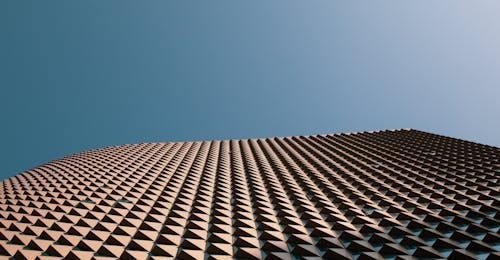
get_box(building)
[0,129,498,259]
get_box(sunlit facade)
[0,129,498,259]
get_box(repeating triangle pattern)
[0,129,498,259]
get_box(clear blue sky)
[1,1,499,179]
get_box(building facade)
[0,129,498,259]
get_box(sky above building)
[1,1,499,179]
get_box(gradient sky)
[2,1,499,179]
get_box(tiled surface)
[0,129,498,259]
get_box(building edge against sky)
[45,128,500,164]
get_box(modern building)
[0,129,498,259]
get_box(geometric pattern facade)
[0,129,498,259]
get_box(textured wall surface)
[0,129,498,259]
